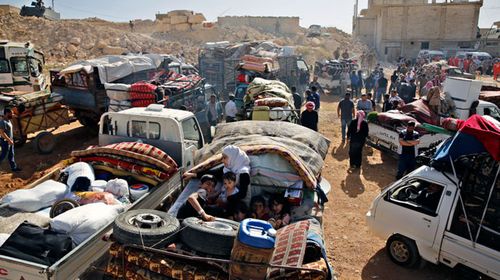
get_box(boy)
[217,172,240,217]
[177,174,217,221]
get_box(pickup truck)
[367,77,500,157]
[366,115,500,279]
[0,104,205,279]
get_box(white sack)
[104,83,131,91]
[106,90,130,101]
[50,203,124,245]
[64,162,95,192]
[105,178,129,198]
[0,180,68,212]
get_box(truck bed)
[0,170,183,280]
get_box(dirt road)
[0,95,461,279]
[319,94,452,280]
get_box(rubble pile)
[0,10,366,67]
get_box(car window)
[0,59,9,73]
[129,120,160,139]
[182,117,201,148]
[387,179,444,216]
[10,57,28,76]
[297,60,308,71]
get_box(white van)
[366,163,500,278]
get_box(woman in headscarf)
[183,145,251,202]
[300,101,319,131]
[347,111,369,169]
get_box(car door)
[181,117,203,170]
[376,178,446,255]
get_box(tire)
[180,217,239,257]
[386,235,421,268]
[113,210,180,248]
[50,199,80,218]
[33,131,56,154]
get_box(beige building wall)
[353,0,483,62]
[217,16,300,34]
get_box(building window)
[420,42,429,50]
[458,41,472,49]
[384,47,388,55]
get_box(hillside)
[0,10,367,67]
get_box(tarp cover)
[59,54,163,84]
[194,121,331,180]
[432,115,500,165]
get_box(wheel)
[33,131,56,154]
[76,114,99,135]
[50,199,80,218]
[180,217,239,257]
[386,235,421,268]
[113,210,180,248]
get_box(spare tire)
[180,217,239,257]
[113,210,180,248]
[50,199,80,218]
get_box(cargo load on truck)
[50,54,165,129]
[103,121,334,280]
[239,78,299,122]
[199,41,309,97]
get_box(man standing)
[396,121,420,179]
[375,73,388,104]
[356,93,373,115]
[0,108,20,172]
[300,102,318,131]
[310,86,321,111]
[337,93,355,142]
[398,78,417,104]
[333,47,341,60]
[291,86,302,113]
[224,95,237,123]
[350,71,360,98]
[206,94,222,126]
[309,77,324,95]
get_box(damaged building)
[353,0,483,61]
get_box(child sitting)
[250,195,270,221]
[177,174,217,221]
[231,202,249,222]
[217,172,241,218]
[268,194,291,229]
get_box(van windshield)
[387,179,444,216]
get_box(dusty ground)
[319,94,452,280]
[0,93,486,279]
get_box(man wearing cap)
[177,174,218,221]
[356,93,373,115]
[396,122,420,179]
[224,95,237,122]
[300,101,318,131]
[337,93,355,141]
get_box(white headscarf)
[222,145,250,175]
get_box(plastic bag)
[105,179,129,199]
[0,180,68,212]
[50,203,124,245]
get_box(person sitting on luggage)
[250,195,270,221]
[177,174,218,221]
[216,172,241,217]
[268,194,291,229]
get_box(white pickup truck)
[368,77,500,157]
[0,104,205,280]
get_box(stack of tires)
[113,210,239,257]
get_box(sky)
[1,0,499,33]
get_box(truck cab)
[0,40,47,93]
[99,104,204,170]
